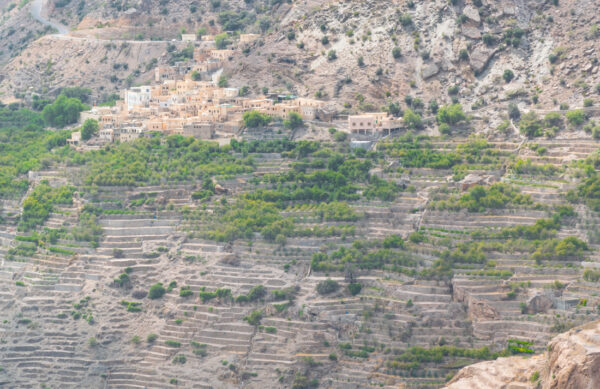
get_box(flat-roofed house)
[239,33,260,43]
[181,34,196,42]
[67,131,81,146]
[183,122,214,139]
[348,113,402,135]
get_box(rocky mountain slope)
[2,0,600,114]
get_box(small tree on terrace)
[215,33,230,49]
[437,104,466,125]
[81,119,99,140]
[403,108,422,129]
[283,112,303,129]
[243,110,272,128]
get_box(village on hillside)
[66,33,405,147]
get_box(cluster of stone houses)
[66,31,402,148]
[68,46,333,146]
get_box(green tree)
[503,69,515,83]
[218,75,228,87]
[283,112,303,129]
[59,86,92,103]
[81,119,99,141]
[437,104,466,125]
[196,27,207,39]
[566,109,586,126]
[42,95,88,128]
[148,283,166,299]
[191,71,201,81]
[316,279,339,295]
[348,282,362,295]
[215,33,230,49]
[519,111,543,137]
[243,110,272,128]
[403,108,422,129]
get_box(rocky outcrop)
[462,5,481,24]
[422,63,440,79]
[459,173,497,191]
[444,354,542,389]
[543,321,600,389]
[469,45,498,74]
[526,293,554,315]
[444,320,600,389]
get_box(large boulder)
[468,298,499,321]
[422,63,440,79]
[470,46,498,74]
[459,173,497,191]
[462,5,481,24]
[526,293,554,314]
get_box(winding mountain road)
[30,0,69,35]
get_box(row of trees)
[242,110,304,130]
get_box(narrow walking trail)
[31,0,70,35]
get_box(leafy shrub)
[584,269,600,282]
[121,300,142,312]
[403,109,422,129]
[437,104,466,125]
[503,69,514,83]
[114,273,131,288]
[544,112,563,128]
[348,282,362,295]
[399,13,412,27]
[519,112,543,137]
[191,342,208,356]
[243,110,272,128]
[148,283,166,299]
[165,340,181,347]
[244,309,263,326]
[179,286,193,297]
[482,33,494,46]
[566,109,586,126]
[264,326,277,334]
[246,285,266,302]
[383,234,404,249]
[434,183,532,212]
[316,279,340,295]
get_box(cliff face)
[542,321,600,389]
[444,320,600,389]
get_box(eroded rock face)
[444,320,600,389]
[543,321,600,389]
[444,355,542,389]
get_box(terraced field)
[2,131,600,389]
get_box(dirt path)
[31,0,69,35]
